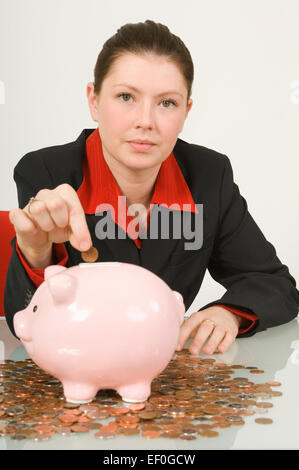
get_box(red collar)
[77,128,198,249]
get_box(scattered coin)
[180,434,197,440]
[255,402,273,408]
[94,430,116,439]
[142,430,161,438]
[70,425,89,433]
[56,427,72,435]
[266,381,281,387]
[199,430,219,437]
[255,418,273,424]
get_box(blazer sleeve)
[197,155,299,337]
[4,152,56,338]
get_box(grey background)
[0,0,298,315]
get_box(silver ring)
[28,196,42,214]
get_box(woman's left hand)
[176,306,242,355]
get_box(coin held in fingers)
[81,246,99,263]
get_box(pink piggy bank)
[13,262,185,404]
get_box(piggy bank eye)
[33,305,38,312]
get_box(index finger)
[55,184,92,251]
[176,312,202,350]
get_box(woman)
[4,20,299,356]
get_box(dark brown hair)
[93,20,194,106]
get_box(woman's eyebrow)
[113,83,183,98]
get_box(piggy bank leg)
[117,382,151,403]
[62,381,99,404]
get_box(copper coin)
[199,430,219,437]
[56,427,72,435]
[58,414,78,424]
[180,434,197,440]
[256,402,273,408]
[160,431,181,438]
[81,246,99,263]
[33,433,52,440]
[94,430,116,439]
[86,422,103,430]
[109,407,130,416]
[138,411,159,420]
[100,422,118,432]
[271,391,283,397]
[63,408,83,416]
[237,409,255,416]
[34,425,56,434]
[266,381,281,387]
[77,414,92,423]
[141,424,161,431]
[142,430,161,438]
[128,403,146,411]
[118,428,140,436]
[63,402,80,409]
[213,422,231,429]
[250,370,264,374]
[70,424,89,432]
[255,418,273,424]
[230,419,245,426]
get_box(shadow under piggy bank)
[13,262,185,404]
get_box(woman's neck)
[102,148,161,210]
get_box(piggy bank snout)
[13,310,32,341]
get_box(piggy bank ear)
[47,272,76,305]
[173,290,185,325]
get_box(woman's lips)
[128,141,156,152]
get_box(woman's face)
[87,53,193,173]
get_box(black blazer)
[4,129,299,339]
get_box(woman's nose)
[135,102,155,129]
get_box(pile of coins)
[0,351,282,441]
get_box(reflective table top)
[0,316,298,450]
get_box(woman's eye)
[118,93,132,102]
[118,93,176,108]
[161,99,176,108]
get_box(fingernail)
[80,240,90,251]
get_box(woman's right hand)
[9,184,92,268]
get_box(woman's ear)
[86,82,100,123]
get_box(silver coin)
[255,408,269,414]
[226,415,244,421]
[5,407,25,416]
[160,388,176,395]
[11,434,27,440]
[181,428,198,435]
[180,434,197,440]
[215,385,231,391]
[228,403,248,409]
[168,408,186,414]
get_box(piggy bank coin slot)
[79,262,122,268]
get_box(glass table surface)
[0,316,298,450]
